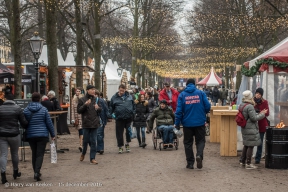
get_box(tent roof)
[197,67,222,86]
[248,37,288,67]
[38,45,66,66]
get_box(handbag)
[22,111,36,142]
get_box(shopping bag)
[50,140,57,163]
[131,127,137,139]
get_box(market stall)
[197,67,222,86]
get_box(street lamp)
[28,31,45,92]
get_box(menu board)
[14,99,31,110]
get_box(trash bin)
[265,126,288,169]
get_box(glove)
[71,120,75,124]
[174,125,180,130]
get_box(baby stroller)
[152,127,179,151]
[205,112,210,136]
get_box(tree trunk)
[93,1,101,89]
[131,0,139,78]
[38,0,44,37]
[74,0,83,88]
[12,0,22,99]
[44,0,59,98]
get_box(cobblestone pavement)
[1,121,288,192]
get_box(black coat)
[41,100,55,111]
[50,97,61,111]
[77,94,102,128]
[0,100,28,137]
[133,100,149,127]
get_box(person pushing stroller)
[148,99,175,149]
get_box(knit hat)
[255,88,264,96]
[242,90,253,100]
[160,99,167,105]
[186,78,195,85]
[86,85,95,90]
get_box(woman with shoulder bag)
[239,90,267,169]
[134,94,149,148]
[71,87,84,152]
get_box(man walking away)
[174,79,211,169]
[77,85,102,164]
[110,84,135,153]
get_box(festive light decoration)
[241,58,288,77]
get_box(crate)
[266,141,288,155]
[265,154,288,169]
[266,127,288,141]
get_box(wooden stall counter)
[210,106,230,143]
[213,110,238,157]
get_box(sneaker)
[80,154,85,161]
[196,156,203,169]
[125,144,130,152]
[239,162,246,166]
[163,144,168,149]
[186,164,194,169]
[245,164,257,169]
[90,159,98,164]
[118,147,123,154]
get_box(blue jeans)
[97,125,105,151]
[157,125,174,144]
[82,128,98,161]
[221,99,227,106]
[255,132,265,162]
[136,127,146,144]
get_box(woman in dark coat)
[253,88,269,164]
[239,90,267,169]
[145,92,156,134]
[134,94,149,148]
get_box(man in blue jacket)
[109,84,135,153]
[175,79,211,169]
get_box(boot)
[34,173,41,181]
[1,172,8,184]
[13,169,21,180]
[141,138,147,148]
[137,138,142,147]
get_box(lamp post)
[28,32,45,93]
[145,73,148,88]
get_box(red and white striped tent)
[197,67,222,86]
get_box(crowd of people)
[0,79,270,184]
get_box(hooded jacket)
[0,100,28,137]
[175,84,211,127]
[240,99,265,146]
[109,91,135,120]
[23,102,55,139]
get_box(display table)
[49,111,69,153]
[210,106,229,143]
[213,110,238,156]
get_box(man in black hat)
[77,85,102,164]
[175,78,211,169]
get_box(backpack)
[235,103,249,128]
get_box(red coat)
[159,88,179,112]
[254,99,269,133]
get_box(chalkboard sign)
[14,99,31,110]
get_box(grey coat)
[240,102,265,146]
